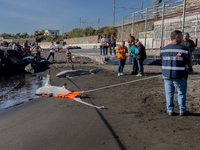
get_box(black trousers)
[47,52,55,61]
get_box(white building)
[44,29,60,36]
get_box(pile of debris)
[0,41,49,75]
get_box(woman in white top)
[98,35,103,55]
[109,35,116,56]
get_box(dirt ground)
[0,54,200,150]
[46,56,200,150]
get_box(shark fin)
[45,71,51,86]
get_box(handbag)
[105,42,109,47]
[136,54,141,60]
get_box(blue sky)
[0,0,171,35]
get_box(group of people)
[22,40,43,61]
[98,34,116,56]
[98,33,146,77]
[24,30,196,117]
[115,31,196,117]
[47,41,73,64]
[116,39,146,77]
[114,33,146,77]
[22,41,73,65]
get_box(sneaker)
[180,111,190,116]
[120,73,124,76]
[131,71,134,75]
[166,111,174,116]
[118,73,121,76]
[136,74,142,77]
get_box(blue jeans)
[137,59,144,74]
[164,77,187,113]
[118,58,125,73]
[47,52,55,61]
[102,45,108,55]
[110,49,116,56]
[100,45,103,55]
[132,57,138,73]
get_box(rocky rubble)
[0,41,49,75]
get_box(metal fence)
[121,0,200,49]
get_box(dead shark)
[35,72,104,109]
[56,68,104,77]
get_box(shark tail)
[45,71,51,86]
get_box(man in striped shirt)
[160,30,193,116]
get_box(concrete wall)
[64,36,99,45]
[38,42,64,49]
[139,12,200,49]
[114,19,155,42]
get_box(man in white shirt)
[47,41,56,62]
[101,34,109,55]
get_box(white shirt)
[50,45,56,53]
[101,37,109,43]
[99,38,103,45]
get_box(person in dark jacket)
[135,41,146,76]
[160,30,193,116]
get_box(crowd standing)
[19,30,196,117]
[99,34,116,56]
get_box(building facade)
[44,30,60,36]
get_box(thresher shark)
[35,72,104,109]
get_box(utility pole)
[141,2,143,19]
[182,0,186,33]
[113,0,115,27]
[79,18,81,28]
[153,0,157,18]
[98,18,100,28]
[63,26,64,34]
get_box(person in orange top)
[116,41,128,76]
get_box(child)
[66,49,72,65]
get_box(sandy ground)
[0,54,200,150]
